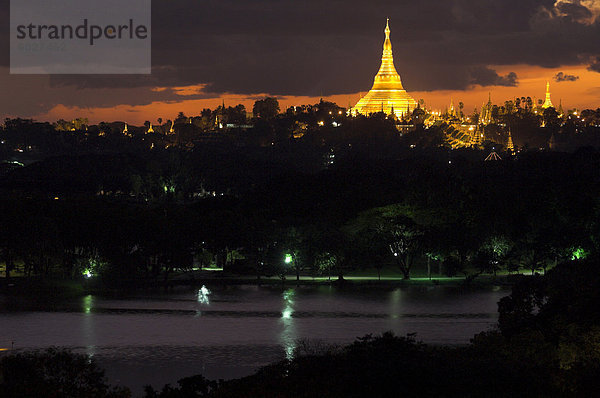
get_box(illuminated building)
[471,125,483,148]
[480,93,493,125]
[352,19,417,118]
[485,151,502,161]
[557,99,564,117]
[215,100,226,129]
[507,129,514,152]
[147,123,154,133]
[449,99,456,118]
[444,123,477,148]
[542,81,554,109]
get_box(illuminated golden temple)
[352,19,417,118]
[542,81,554,109]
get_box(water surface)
[0,285,509,394]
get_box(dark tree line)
[1,147,600,284]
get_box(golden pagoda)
[352,19,417,118]
[542,81,554,109]
[449,99,456,117]
[480,93,493,125]
[472,125,483,148]
[507,129,514,152]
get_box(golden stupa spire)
[385,18,391,47]
[375,18,402,88]
[507,129,514,152]
[542,80,554,109]
[353,19,416,118]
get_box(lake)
[0,284,510,395]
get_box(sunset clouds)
[1,0,600,123]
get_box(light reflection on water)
[82,294,96,359]
[197,285,211,305]
[280,288,296,360]
[0,285,509,393]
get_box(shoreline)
[0,273,521,299]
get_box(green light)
[83,295,93,314]
[284,254,293,264]
[83,269,93,278]
[571,247,588,260]
[283,288,295,304]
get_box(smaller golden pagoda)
[472,125,483,147]
[480,93,492,125]
[507,130,514,152]
[352,19,417,118]
[542,81,554,109]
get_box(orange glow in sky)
[35,64,600,125]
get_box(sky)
[2,0,600,125]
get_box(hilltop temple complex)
[348,19,573,153]
[441,79,561,151]
[352,20,417,118]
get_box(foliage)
[1,118,600,282]
[252,97,280,120]
[0,348,130,398]
[211,259,600,397]
[143,375,217,398]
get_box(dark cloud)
[499,72,519,86]
[50,0,599,94]
[554,71,580,81]
[0,67,225,116]
[1,0,600,115]
[469,66,518,87]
